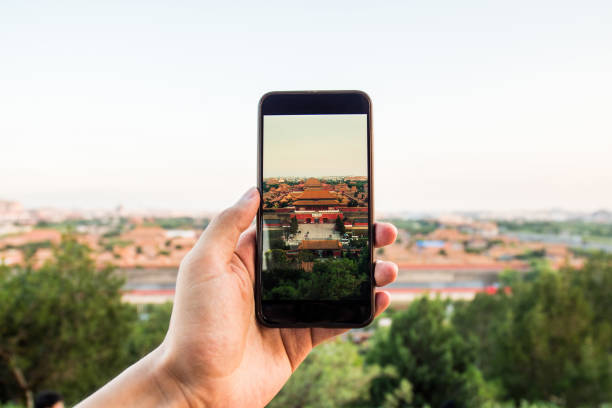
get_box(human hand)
[78,187,397,407]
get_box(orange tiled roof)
[304,178,322,187]
[297,190,337,200]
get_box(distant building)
[293,190,340,212]
[303,177,323,189]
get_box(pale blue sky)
[1,1,611,212]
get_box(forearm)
[76,345,192,408]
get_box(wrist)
[153,341,221,408]
[151,343,203,408]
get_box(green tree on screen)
[335,216,346,235]
[289,216,298,235]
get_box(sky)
[263,115,367,178]
[1,1,611,213]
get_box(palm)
[168,229,346,406]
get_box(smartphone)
[256,90,374,328]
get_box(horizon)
[2,196,611,218]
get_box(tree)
[298,250,315,263]
[267,249,290,268]
[452,292,510,379]
[289,216,298,235]
[335,216,346,235]
[366,297,494,407]
[489,262,612,406]
[267,340,378,408]
[0,234,136,406]
[125,303,173,363]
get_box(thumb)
[194,187,260,263]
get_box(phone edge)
[255,90,375,328]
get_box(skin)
[77,188,398,407]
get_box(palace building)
[292,189,343,224]
[303,177,323,189]
[263,176,368,226]
[293,190,339,210]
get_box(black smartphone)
[255,90,374,328]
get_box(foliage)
[124,303,172,363]
[289,217,298,235]
[366,297,496,408]
[381,378,414,408]
[267,340,378,408]
[144,217,209,230]
[297,250,315,262]
[263,256,368,301]
[0,234,136,406]
[481,402,564,408]
[382,219,439,236]
[515,248,546,260]
[454,254,612,407]
[267,230,289,250]
[335,216,346,235]
[498,220,612,243]
[0,403,24,408]
[452,292,510,379]
[2,235,611,408]
[492,261,612,406]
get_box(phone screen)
[257,92,373,327]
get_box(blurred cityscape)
[2,197,611,305]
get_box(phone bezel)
[255,90,375,328]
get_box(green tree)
[452,292,510,378]
[297,250,315,263]
[0,234,136,407]
[125,302,172,362]
[491,262,612,406]
[267,230,288,250]
[570,253,612,346]
[267,249,290,268]
[289,216,299,235]
[335,216,346,235]
[381,378,414,408]
[366,297,494,408]
[267,340,378,408]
